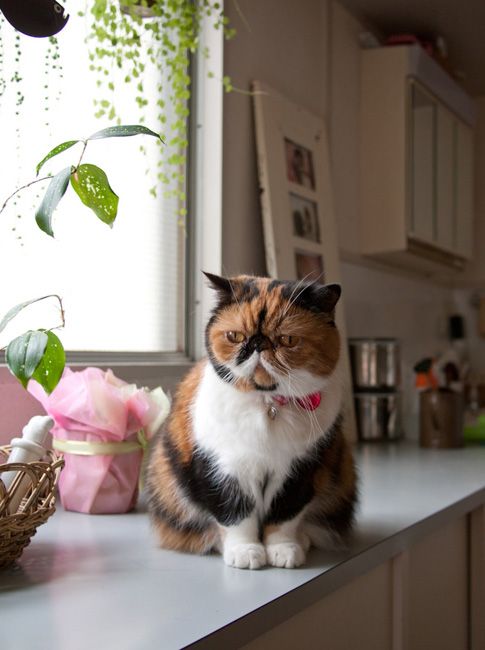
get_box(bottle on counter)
[1,415,54,515]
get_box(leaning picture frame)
[252,80,357,442]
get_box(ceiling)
[340,0,485,96]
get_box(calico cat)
[146,273,357,569]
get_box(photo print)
[295,250,324,282]
[290,193,320,242]
[285,138,315,190]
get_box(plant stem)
[0,294,66,352]
[0,176,52,216]
[74,140,88,172]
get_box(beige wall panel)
[222,0,329,276]
[329,1,362,254]
[242,563,392,650]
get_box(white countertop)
[1,442,485,650]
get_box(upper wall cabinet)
[360,45,476,272]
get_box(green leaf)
[87,124,163,142]
[31,330,65,394]
[70,163,119,226]
[6,330,48,389]
[36,140,80,176]
[0,295,60,335]
[35,167,72,237]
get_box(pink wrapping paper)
[28,367,170,514]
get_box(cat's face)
[204,273,341,397]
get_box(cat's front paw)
[223,543,267,570]
[266,542,306,568]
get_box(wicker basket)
[0,446,64,570]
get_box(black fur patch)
[257,306,267,329]
[267,279,284,292]
[253,381,278,392]
[238,279,260,302]
[235,333,272,365]
[264,416,342,526]
[281,282,341,315]
[147,495,210,534]
[205,314,236,384]
[310,495,357,536]
[210,356,236,384]
[163,436,255,526]
[207,277,261,314]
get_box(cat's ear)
[310,283,341,313]
[203,271,233,298]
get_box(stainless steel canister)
[354,393,402,441]
[349,338,400,391]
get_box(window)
[0,7,223,378]
[0,9,186,355]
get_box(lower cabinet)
[406,518,468,650]
[243,562,393,650]
[243,509,485,650]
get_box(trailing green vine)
[86,0,234,213]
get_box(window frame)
[0,12,224,389]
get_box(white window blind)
[0,10,185,353]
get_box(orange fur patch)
[165,360,205,464]
[152,518,218,554]
[309,429,357,527]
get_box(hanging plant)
[85,0,235,212]
[0,16,66,243]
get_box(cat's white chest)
[191,363,338,506]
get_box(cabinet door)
[436,105,454,250]
[409,84,435,244]
[455,121,474,259]
[408,518,468,650]
[242,562,393,650]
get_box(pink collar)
[272,391,322,411]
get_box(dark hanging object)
[0,0,69,38]
[449,314,465,340]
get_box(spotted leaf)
[70,163,119,226]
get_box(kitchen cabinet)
[243,515,478,650]
[407,518,468,650]
[360,45,476,273]
[242,563,393,650]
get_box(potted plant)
[0,124,162,393]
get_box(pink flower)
[28,367,170,514]
[28,367,170,440]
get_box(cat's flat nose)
[249,334,271,352]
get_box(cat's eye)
[278,335,300,348]
[226,331,246,344]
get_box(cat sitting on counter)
[146,273,357,569]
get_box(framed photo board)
[252,81,357,442]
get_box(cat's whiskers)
[273,359,325,443]
[264,357,327,446]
